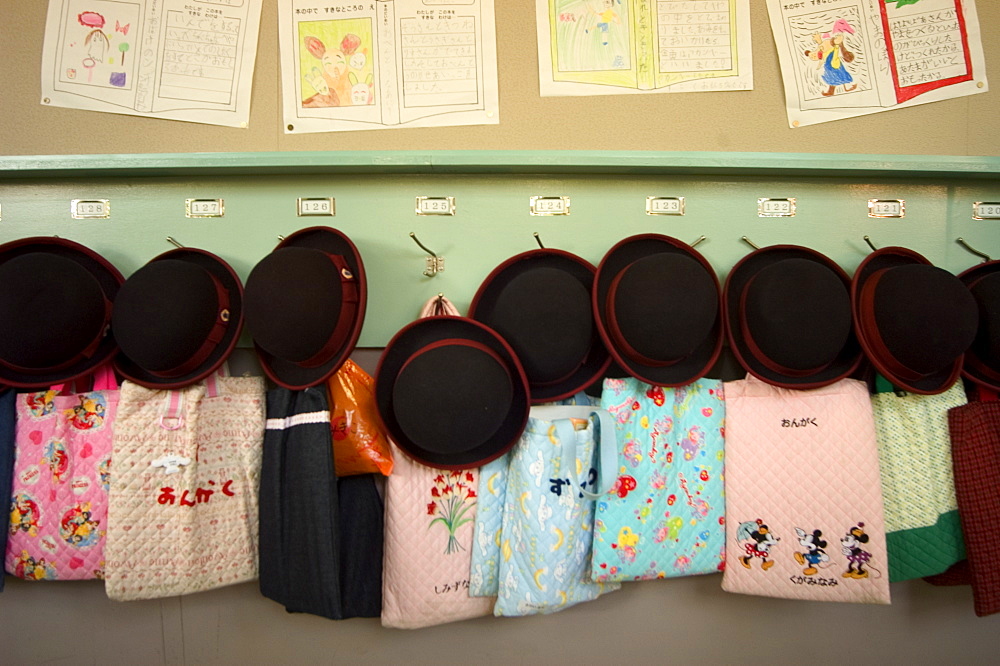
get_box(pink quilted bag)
[104,372,264,600]
[5,366,118,581]
[721,376,890,604]
[380,294,494,628]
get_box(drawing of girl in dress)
[805,18,858,97]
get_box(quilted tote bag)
[6,367,118,581]
[871,378,967,582]
[0,390,15,591]
[721,376,890,604]
[494,405,620,616]
[942,399,1000,616]
[259,386,383,620]
[470,392,598,598]
[104,373,264,600]
[591,377,725,582]
[381,443,494,628]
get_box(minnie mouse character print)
[736,519,779,570]
[793,527,829,576]
[841,523,872,579]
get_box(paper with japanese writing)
[536,0,753,96]
[766,0,988,127]
[278,0,499,133]
[40,0,263,127]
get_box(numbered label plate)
[757,198,796,218]
[646,196,685,216]
[297,197,335,217]
[973,202,1000,220]
[415,196,456,216]
[71,199,110,219]
[530,196,570,216]
[868,199,905,218]
[185,199,225,218]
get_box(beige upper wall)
[0,1,996,157]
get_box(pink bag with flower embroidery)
[380,295,494,629]
[5,366,118,581]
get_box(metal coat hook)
[166,236,184,248]
[690,235,706,248]
[863,235,878,252]
[533,232,545,249]
[410,232,445,277]
[957,237,991,263]
[277,234,285,242]
[741,236,760,250]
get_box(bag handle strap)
[91,363,119,392]
[553,409,617,501]
[204,362,229,398]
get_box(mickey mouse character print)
[737,519,779,571]
[841,523,874,579]
[793,528,830,576]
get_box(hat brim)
[0,237,123,389]
[470,249,610,403]
[958,259,1000,392]
[725,245,861,389]
[594,234,722,387]
[375,316,529,470]
[114,248,244,389]
[852,247,960,394]
[253,227,367,390]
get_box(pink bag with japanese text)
[5,367,118,581]
[104,372,265,600]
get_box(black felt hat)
[853,247,978,394]
[469,249,609,403]
[0,237,124,389]
[957,259,1000,392]
[112,248,243,388]
[375,316,529,470]
[244,227,366,390]
[725,245,861,389]
[594,234,722,387]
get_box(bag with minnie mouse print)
[5,365,118,581]
[720,375,891,604]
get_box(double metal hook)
[410,232,445,277]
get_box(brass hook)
[277,234,285,242]
[957,237,991,263]
[690,235,706,248]
[741,236,760,250]
[166,236,184,248]
[410,232,444,277]
[533,232,545,249]
[863,236,878,253]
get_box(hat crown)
[612,253,718,362]
[392,342,513,454]
[744,258,851,370]
[490,266,592,384]
[244,247,343,362]
[0,253,106,369]
[970,273,1000,370]
[113,260,219,372]
[873,264,978,374]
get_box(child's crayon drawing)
[59,0,139,90]
[298,19,375,108]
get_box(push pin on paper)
[151,454,191,475]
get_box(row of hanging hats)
[0,229,995,426]
[375,233,997,472]
[0,227,365,392]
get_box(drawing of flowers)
[428,470,477,554]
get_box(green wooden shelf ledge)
[1,150,999,180]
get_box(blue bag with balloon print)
[591,377,726,582]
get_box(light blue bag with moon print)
[469,393,598,598]
[492,405,620,616]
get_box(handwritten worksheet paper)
[536,0,753,96]
[278,0,499,133]
[40,0,262,128]
[767,0,988,127]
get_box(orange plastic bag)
[326,359,394,476]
